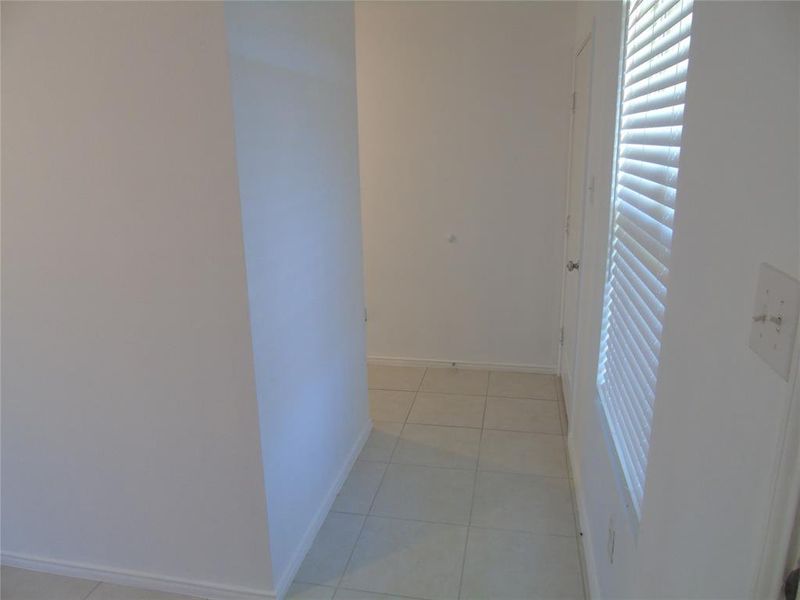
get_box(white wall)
[355,2,575,371]
[1,2,274,596]
[569,2,800,598]
[225,2,369,594]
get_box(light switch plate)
[748,263,800,380]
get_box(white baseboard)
[2,421,375,600]
[271,418,373,599]
[0,553,274,600]
[567,434,601,600]
[367,355,557,375]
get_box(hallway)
[288,365,586,599]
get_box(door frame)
[755,325,800,598]
[558,29,594,420]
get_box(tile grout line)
[385,373,567,478]
[328,509,581,539]
[336,585,428,600]
[338,369,573,599]
[379,420,565,436]
[399,388,560,402]
[337,584,429,600]
[456,526,473,600]
[361,460,570,477]
[61,371,565,600]
[332,367,429,596]
[81,580,102,600]
[344,459,572,479]
[456,373,489,600]
[355,452,572,476]
[369,377,570,477]
[395,365,427,455]
[391,423,567,436]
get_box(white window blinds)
[598,0,693,518]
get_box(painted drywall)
[225,2,369,592]
[355,1,576,370]
[1,2,274,596]
[568,2,800,598]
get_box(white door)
[560,36,592,421]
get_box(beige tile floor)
[289,365,585,600]
[1,366,584,600]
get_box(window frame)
[595,0,694,532]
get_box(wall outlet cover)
[748,263,800,381]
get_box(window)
[598,0,694,519]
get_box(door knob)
[567,260,580,272]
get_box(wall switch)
[748,263,800,380]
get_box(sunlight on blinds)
[598,0,693,519]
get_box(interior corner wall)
[569,2,800,598]
[355,1,576,371]
[1,2,274,595]
[224,1,369,592]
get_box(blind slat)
[609,285,662,358]
[603,375,648,488]
[609,275,664,372]
[608,330,661,399]
[619,144,681,168]
[606,308,655,396]
[620,125,683,147]
[614,242,668,309]
[611,262,664,338]
[601,381,646,490]
[618,172,677,208]
[621,104,685,130]
[618,157,679,188]
[628,0,693,56]
[616,216,672,276]
[627,0,681,45]
[614,250,666,321]
[603,365,650,494]
[607,327,658,408]
[627,0,662,30]
[617,197,673,248]
[605,292,661,380]
[628,0,649,17]
[625,36,690,88]
[626,13,692,72]
[606,347,654,430]
[618,185,675,229]
[622,83,685,117]
[624,59,689,103]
